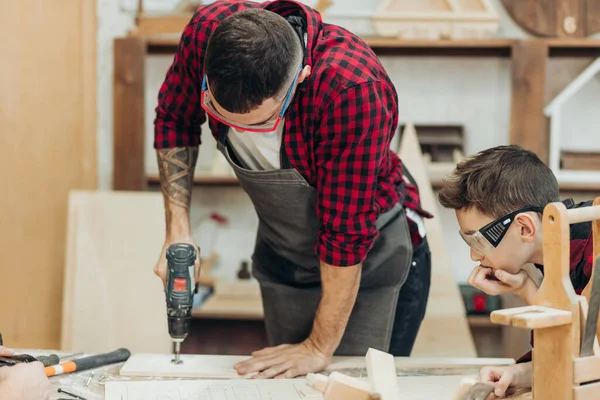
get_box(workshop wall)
[97,0,600,283]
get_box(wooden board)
[61,190,172,354]
[0,0,97,350]
[119,353,514,379]
[398,124,477,357]
[106,376,532,400]
[509,40,549,163]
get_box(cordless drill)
[165,243,197,365]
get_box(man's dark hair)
[204,9,303,114]
[437,145,560,218]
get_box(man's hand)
[0,346,14,357]
[479,363,532,398]
[468,266,538,304]
[153,237,201,286]
[0,361,51,400]
[233,339,331,379]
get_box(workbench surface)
[12,349,527,400]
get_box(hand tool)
[0,333,60,368]
[45,348,131,377]
[581,257,600,357]
[460,382,495,400]
[165,243,198,365]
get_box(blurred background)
[2,0,599,362]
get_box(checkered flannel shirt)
[154,0,432,266]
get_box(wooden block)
[573,380,600,400]
[307,373,330,393]
[366,348,400,400]
[491,306,572,328]
[323,372,372,400]
[573,355,600,384]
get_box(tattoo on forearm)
[156,147,199,210]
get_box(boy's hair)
[204,9,303,114]
[437,145,560,218]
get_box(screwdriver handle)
[45,348,130,377]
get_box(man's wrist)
[307,333,337,358]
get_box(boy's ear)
[515,213,537,241]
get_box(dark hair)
[437,145,560,218]
[204,9,303,114]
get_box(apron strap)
[279,131,293,170]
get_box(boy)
[437,145,593,398]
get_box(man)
[153,0,431,379]
[0,346,51,399]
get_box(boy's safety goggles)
[200,65,303,133]
[460,206,544,256]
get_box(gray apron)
[216,125,413,356]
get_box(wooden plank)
[562,151,600,171]
[0,0,97,349]
[366,349,400,400]
[532,203,580,400]
[398,124,476,357]
[113,37,147,191]
[60,191,172,354]
[574,354,600,384]
[509,40,549,162]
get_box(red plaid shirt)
[154,0,431,267]
[517,199,594,363]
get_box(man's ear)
[515,213,537,242]
[297,65,311,84]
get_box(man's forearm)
[156,147,199,238]
[309,261,362,356]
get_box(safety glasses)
[200,65,302,133]
[460,206,544,256]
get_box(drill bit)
[171,342,183,365]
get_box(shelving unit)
[113,21,600,192]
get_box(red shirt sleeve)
[314,81,397,267]
[154,20,207,149]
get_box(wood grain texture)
[588,0,600,35]
[113,37,146,190]
[533,202,580,400]
[0,0,97,349]
[509,40,548,162]
[501,0,557,36]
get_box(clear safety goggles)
[460,206,544,256]
[200,65,302,133]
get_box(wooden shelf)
[147,174,239,186]
[144,35,600,57]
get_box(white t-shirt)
[227,122,284,171]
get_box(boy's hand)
[480,363,532,398]
[468,266,533,299]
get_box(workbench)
[17,348,526,400]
